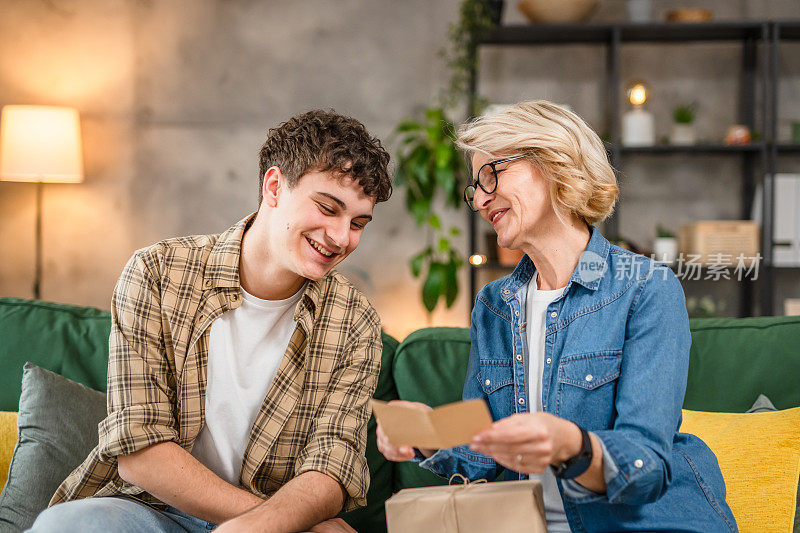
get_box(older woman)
[378,101,736,532]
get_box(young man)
[30,110,392,532]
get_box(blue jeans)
[27,497,216,533]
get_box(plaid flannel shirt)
[50,214,382,512]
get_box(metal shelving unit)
[468,20,800,318]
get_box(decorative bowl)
[517,0,599,24]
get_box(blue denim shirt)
[419,227,737,532]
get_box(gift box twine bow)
[439,475,490,531]
[448,473,488,487]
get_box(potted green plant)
[686,296,725,318]
[393,0,499,312]
[394,108,466,312]
[653,223,678,264]
[671,103,696,145]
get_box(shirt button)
[231,293,240,302]
[204,279,212,288]
[514,310,519,316]
[550,311,557,318]
[518,398,525,405]
[634,459,644,468]
[546,358,551,364]
[485,379,491,386]
[516,354,522,361]
[504,290,510,294]
[585,374,594,382]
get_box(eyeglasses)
[463,155,526,212]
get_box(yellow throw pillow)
[0,411,19,490]
[680,407,800,533]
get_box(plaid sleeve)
[97,249,179,460]
[293,304,382,512]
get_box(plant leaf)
[435,167,456,199]
[409,247,432,278]
[444,260,459,307]
[428,214,442,230]
[435,143,453,169]
[409,196,431,225]
[406,145,432,187]
[438,237,450,253]
[425,107,444,123]
[396,119,423,133]
[422,262,446,312]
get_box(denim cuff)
[418,445,500,481]
[589,429,662,504]
[418,448,451,478]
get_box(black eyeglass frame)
[463,154,527,212]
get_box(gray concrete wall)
[1,0,799,338]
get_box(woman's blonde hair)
[456,100,618,225]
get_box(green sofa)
[1,297,800,532]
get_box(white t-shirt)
[190,284,306,484]
[526,273,570,532]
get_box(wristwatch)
[552,425,592,479]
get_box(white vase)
[627,0,653,23]
[653,237,679,264]
[670,123,696,145]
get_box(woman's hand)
[376,400,435,462]
[469,412,582,474]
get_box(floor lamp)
[0,105,84,300]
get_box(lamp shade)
[0,105,84,183]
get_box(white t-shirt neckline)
[525,272,569,531]
[190,282,307,484]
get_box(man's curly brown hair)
[258,109,392,204]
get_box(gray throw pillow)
[745,393,777,413]
[0,363,107,532]
[745,394,799,533]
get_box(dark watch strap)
[552,426,592,479]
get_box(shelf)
[611,143,764,155]
[468,20,795,317]
[620,22,764,43]
[480,21,766,46]
[776,144,800,153]
[482,24,610,45]
[775,21,800,40]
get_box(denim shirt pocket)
[476,360,515,420]
[556,351,622,428]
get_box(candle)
[622,107,655,146]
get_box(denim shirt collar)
[499,226,611,303]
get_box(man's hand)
[217,516,356,533]
[375,400,435,461]
[310,518,358,532]
[213,470,345,533]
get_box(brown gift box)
[385,479,546,533]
